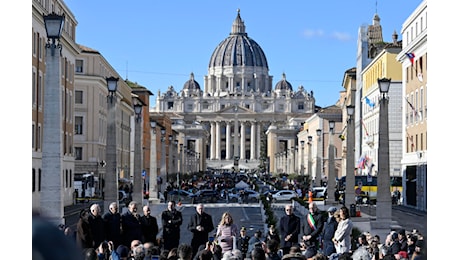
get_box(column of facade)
[256,123,261,159]
[216,121,221,160]
[250,122,256,160]
[210,122,215,160]
[234,117,239,158]
[240,122,246,160]
[226,122,231,160]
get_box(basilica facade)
[153,10,317,173]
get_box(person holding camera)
[188,203,215,258]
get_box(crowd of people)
[34,198,425,260]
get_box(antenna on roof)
[375,0,378,13]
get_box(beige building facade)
[153,10,317,174]
[396,0,427,211]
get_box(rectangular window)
[32,169,36,192]
[168,102,174,109]
[76,59,83,73]
[75,147,83,160]
[32,124,35,149]
[279,104,284,110]
[32,71,36,104]
[75,116,83,135]
[75,90,83,104]
[298,102,304,110]
[38,75,42,107]
[37,125,41,149]
[187,104,193,111]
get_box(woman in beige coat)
[333,206,353,254]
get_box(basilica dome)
[274,73,293,91]
[183,72,201,90]
[208,9,268,69]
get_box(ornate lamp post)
[41,12,65,225]
[327,121,335,204]
[315,129,322,187]
[132,101,144,203]
[104,76,119,211]
[376,78,392,228]
[307,136,313,187]
[149,121,158,202]
[345,105,356,207]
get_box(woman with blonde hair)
[216,212,239,254]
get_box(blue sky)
[65,0,422,108]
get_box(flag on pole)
[405,52,415,65]
[364,96,375,108]
[405,97,422,121]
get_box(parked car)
[118,190,132,207]
[312,187,327,199]
[168,189,194,202]
[271,190,298,202]
[190,189,219,203]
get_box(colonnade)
[208,120,260,161]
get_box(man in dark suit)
[161,200,183,250]
[302,202,325,258]
[121,201,143,247]
[187,203,214,258]
[140,205,159,245]
[279,204,300,255]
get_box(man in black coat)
[302,202,325,258]
[140,205,159,246]
[121,201,143,247]
[279,204,301,255]
[161,200,183,250]
[102,202,122,248]
[321,207,338,257]
[88,203,105,249]
[187,203,215,258]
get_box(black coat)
[302,211,324,247]
[102,211,122,248]
[161,209,183,250]
[279,214,301,249]
[121,211,143,246]
[187,211,214,252]
[140,214,159,245]
[88,214,105,248]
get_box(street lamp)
[376,78,392,228]
[307,136,313,188]
[315,129,322,187]
[149,121,158,202]
[133,103,143,123]
[327,121,335,205]
[41,12,65,225]
[132,100,144,204]
[43,12,65,56]
[345,105,356,207]
[104,76,119,211]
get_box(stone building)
[153,10,318,173]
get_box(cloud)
[330,31,352,41]
[303,29,352,42]
[303,29,325,38]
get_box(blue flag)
[364,96,375,108]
